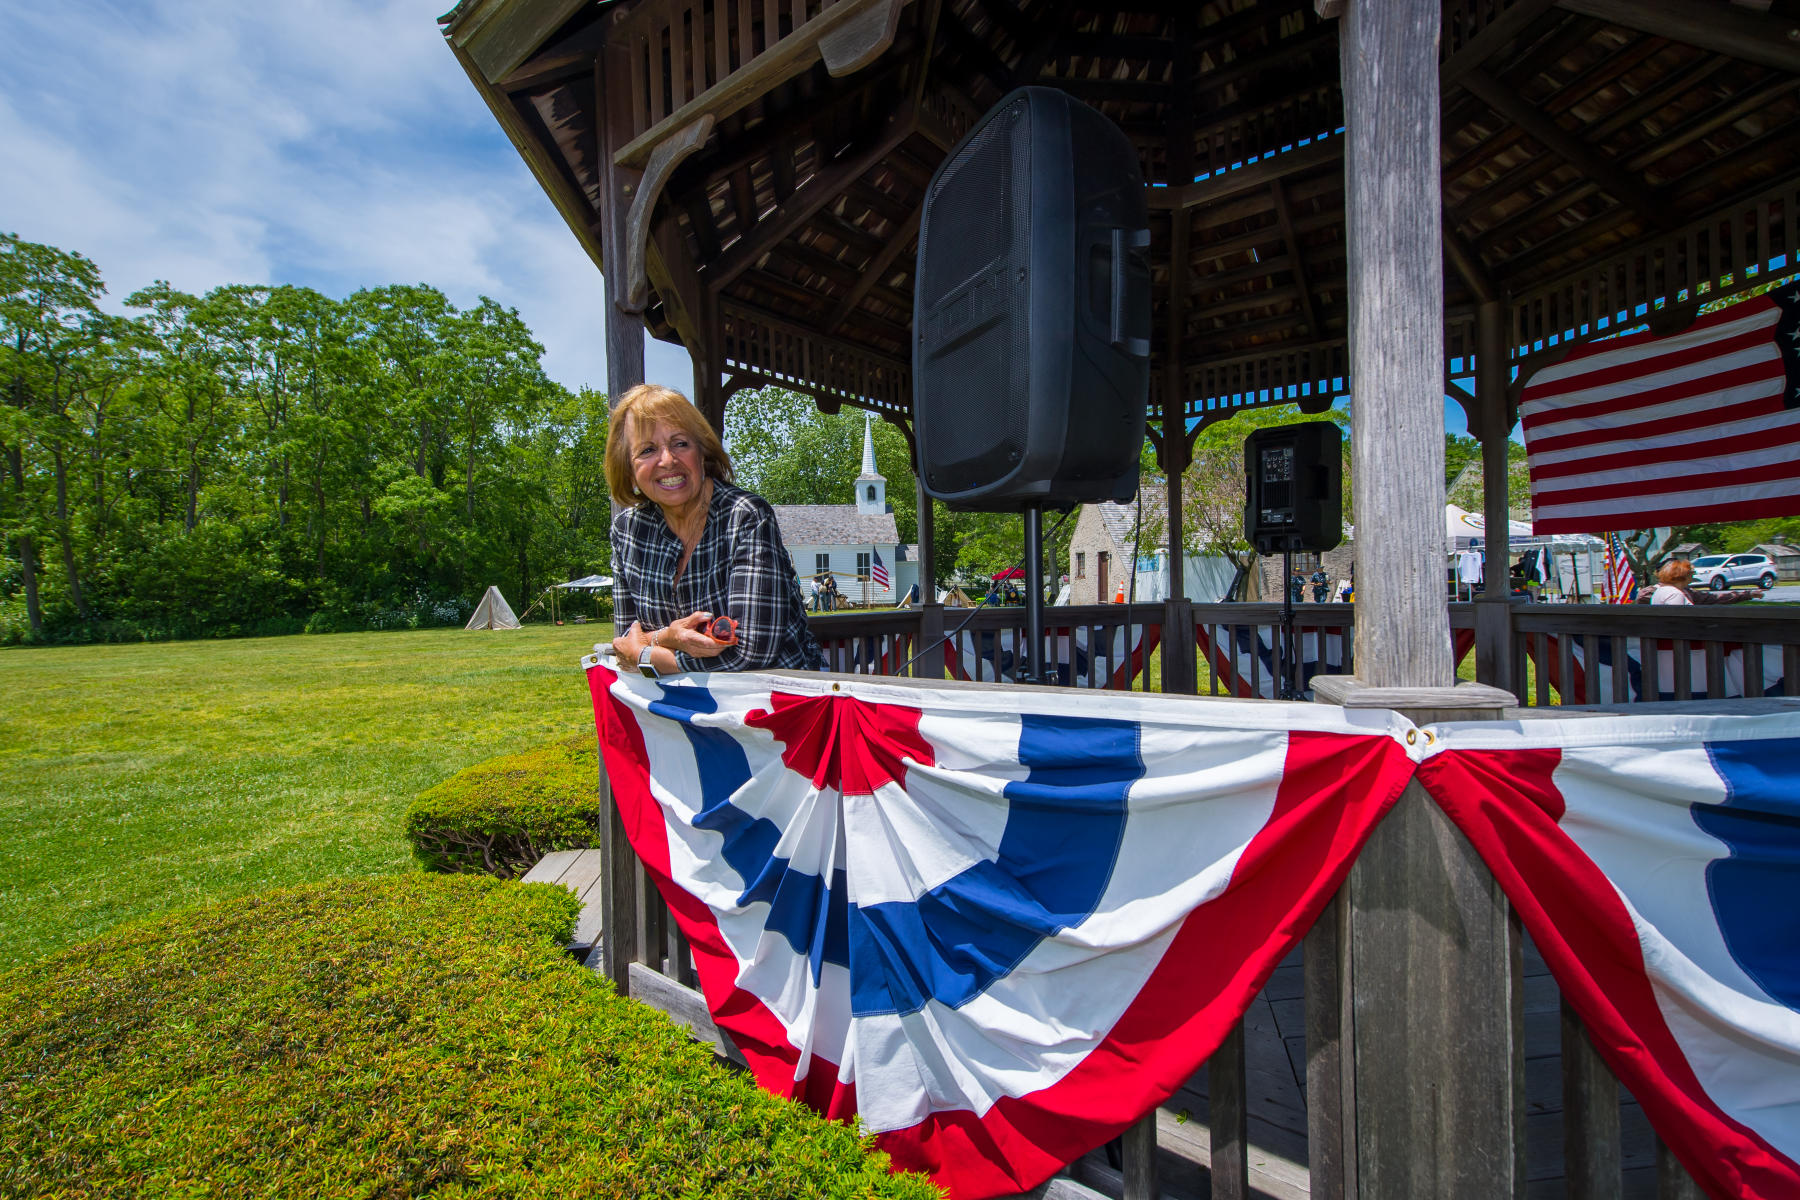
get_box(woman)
[1645,558,1764,606]
[605,384,825,677]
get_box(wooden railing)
[805,599,1800,706]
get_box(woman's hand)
[611,620,654,662]
[660,611,727,659]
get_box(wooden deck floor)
[522,850,1662,1199]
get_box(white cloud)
[0,0,694,394]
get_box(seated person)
[1640,558,1763,606]
[605,383,826,677]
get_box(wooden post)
[693,286,726,432]
[1313,677,1523,1200]
[1340,0,1452,690]
[597,30,647,996]
[916,474,936,601]
[1475,298,1517,694]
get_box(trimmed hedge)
[407,733,602,877]
[0,875,941,1200]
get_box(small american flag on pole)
[1520,287,1800,533]
[1602,531,1636,603]
[870,545,890,590]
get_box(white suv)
[1687,553,1778,590]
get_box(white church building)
[771,417,915,608]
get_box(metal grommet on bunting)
[832,682,841,692]
[1425,729,1437,746]
[1406,729,1419,745]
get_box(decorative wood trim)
[621,114,716,312]
[818,0,905,75]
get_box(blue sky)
[1,0,694,395]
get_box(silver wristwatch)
[637,644,661,679]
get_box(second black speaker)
[913,87,1150,511]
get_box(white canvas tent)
[465,586,521,630]
[1446,504,1534,549]
[555,574,613,590]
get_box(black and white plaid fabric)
[612,481,826,672]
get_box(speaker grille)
[916,97,1033,498]
[920,100,1018,309]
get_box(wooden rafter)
[1556,0,1800,74]
[1460,67,1673,231]
[825,207,922,334]
[702,109,918,292]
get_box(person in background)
[1310,565,1330,603]
[1288,570,1305,604]
[605,383,825,677]
[1642,558,1763,606]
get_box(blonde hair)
[603,384,734,507]
[1657,558,1693,587]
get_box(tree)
[0,235,115,631]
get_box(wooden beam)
[825,207,922,333]
[1556,0,1800,73]
[1443,221,1498,304]
[445,34,607,275]
[1460,66,1673,231]
[702,109,917,291]
[1270,178,1321,337]
[613,0,915,167]
[1438,0,1557,90]
[1151,135,1343,211]
[449,0,593,84]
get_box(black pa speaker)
[912,87,1150,511]
[1244,423,1343,555]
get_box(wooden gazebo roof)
[442,0,1800,440]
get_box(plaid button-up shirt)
[611,481,826,673]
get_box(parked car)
[1686,553,1778,590]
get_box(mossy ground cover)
[0,625,614,966]
[0,875,938,1199]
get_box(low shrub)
[407,733,602,877]
[0,876,939,1200]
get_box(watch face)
[638,646,659,678]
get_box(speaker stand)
[1018,506,1049,686]
[1277,548,1297,700]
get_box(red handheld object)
[707,615,739,644]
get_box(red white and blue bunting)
[584,658,1800,1200]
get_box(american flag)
[870,545,890,590]
[1602,531,1636,603]
[1519,287,1800,533]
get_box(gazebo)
[441,3,1800,1197]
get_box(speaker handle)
[1110,227,1152,357]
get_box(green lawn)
[0,624,613,966]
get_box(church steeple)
[855,413,886,515]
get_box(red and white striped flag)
[1520,288,1800,533]
[1602,532,1635,603]
[870,545,890,590]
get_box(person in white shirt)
[1647,558,1762,606]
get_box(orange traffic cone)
[1113,581,1126,604]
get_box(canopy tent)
[1446,504,1533,550]
[555,574,613,590]
[465,586,520,630]
[990,568,1025,581]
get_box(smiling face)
[628,416,707,512]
